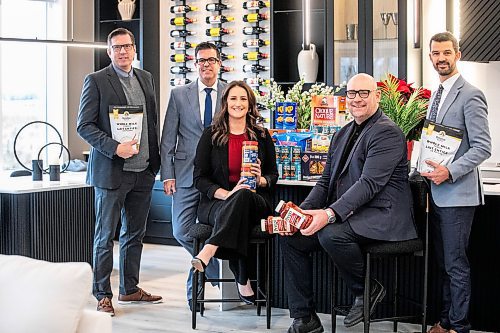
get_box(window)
[0,0,66,171]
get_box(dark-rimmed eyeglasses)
[196,57,219,65]
[346,89,374,99]
[110,44,134,52]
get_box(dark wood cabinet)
[94,0,160,108]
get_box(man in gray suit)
[160,42,225,310]
[77,28,162,316]
[282,73,417,333]
[421,32,491,333]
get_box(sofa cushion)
[0,255,92,333]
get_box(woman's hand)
[225,178,251,200]
[250,158,262,187]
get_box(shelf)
[334,38,398,43]
[100,18,140,24]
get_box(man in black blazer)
[77,28,162,316]
[282,73,417,333]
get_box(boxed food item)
[300,151,328,181]
[283,102,297,130]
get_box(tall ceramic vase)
[118,0,136,21]
[297,43,319,83]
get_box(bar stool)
[331,177,430,333]
[188,223,273,329]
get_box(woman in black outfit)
[191,80,278,302]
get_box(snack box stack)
[275,145,301,181]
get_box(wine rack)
[205,1,236,83]
[242,1,271,94]
[169,1,198,86]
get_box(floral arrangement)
[377,74,431,141]
[254,78,285,112]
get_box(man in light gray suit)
[421,32,491,333]
[160,42,225,311]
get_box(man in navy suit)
[160,42,225,311]
[282,73,417,333]
[421,32,491,333]
[77,28,162,316]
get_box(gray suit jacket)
[76,65,160,189]
[425,75,491,207]
[160,79,226,187]
[301,109,417,241]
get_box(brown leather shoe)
[118,288,163,304]
[427,323,449,333]
[97,297,115,316]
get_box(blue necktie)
[428,84,444,122]
[204,88,213,128]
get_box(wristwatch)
[325,208,336,224]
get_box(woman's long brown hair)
[211,80,265,146]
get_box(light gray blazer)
[426,75,491,207]
[160,79,226,187]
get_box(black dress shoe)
[344,279,386,328]
[235,280,255,305]
[288,312,324,333]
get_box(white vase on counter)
[297,43,319,83]
[117,0,136,21]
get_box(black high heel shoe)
[191,257,207,272]
[235,280,256,305]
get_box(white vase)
[117,0,136,21]
[297,43,319,83]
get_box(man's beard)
[434,61,455,76]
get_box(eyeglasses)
[110,44,134,52]
[196,57,219,65]
[346,89,374,99]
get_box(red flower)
[420,88,432,100]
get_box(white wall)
[412,0,500,163]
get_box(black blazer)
[194,126,279,224]
[302,109,417,241]
[77,65,160,189]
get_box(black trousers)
[280,221,375,318]
[206,189,270,284]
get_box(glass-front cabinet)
[329,0,406,85]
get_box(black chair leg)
[266,238,271,329]
[393,257,399,332]
[363,253,371,333]
[256,242,262,316]
[331,266,337,333]
[192,237,201,329]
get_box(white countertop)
[0,171,89,194]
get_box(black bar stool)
[188,223,274,329]
[331,177,430,333]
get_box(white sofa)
[0,254,112,333]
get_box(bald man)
[281,73,417,332]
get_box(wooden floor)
[83,243,479,333]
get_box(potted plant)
[377,74,431,159]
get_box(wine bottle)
[170,5,198,13]
[170,41,197,50]
[170,54,194,62]
[220,66,235,73]
[170,78,192,86]
[243,38,270,48]
[211,40,233,48]
[170,30,196,38]
[243,64,269,73]
[170,66,193,74]
[242,26,269,35]
[220,53,235,61]
[205,3,232,11]
[243,1,270,10]
[243,52,269,61]
[206,27,233,37]
[170,17,197,26]
[206,15,235,24]
[243,13,269,23]
[244,77,271,87]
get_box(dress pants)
[280,221,374,318]
[92,169,155,300]
[429,195,475,333]
[206,189,270,284]
[172,186,219,301]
